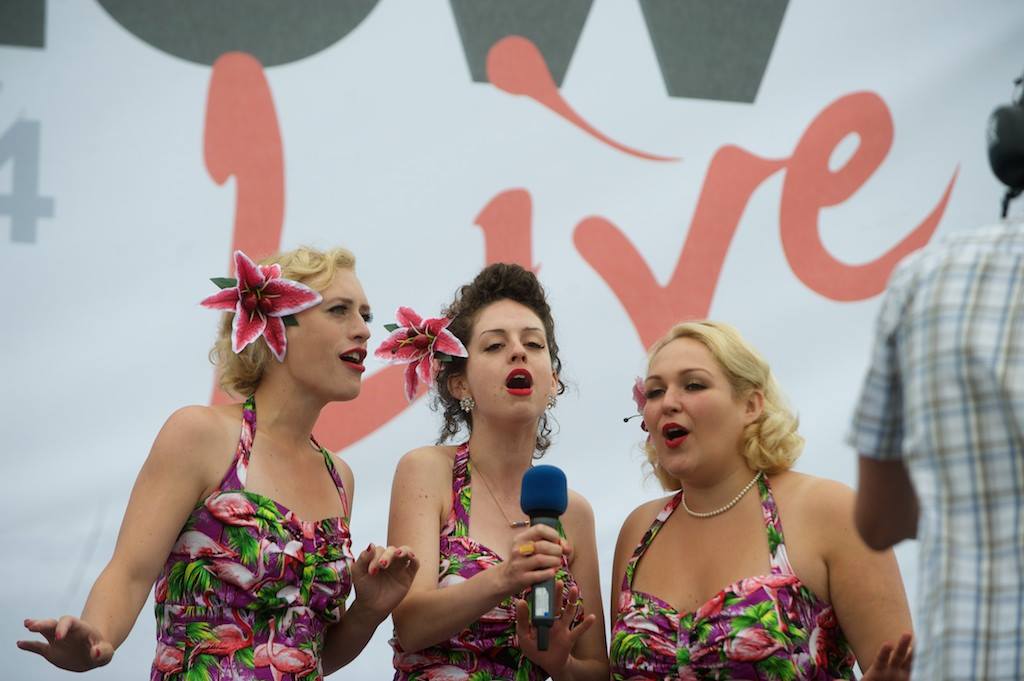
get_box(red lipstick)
[505,368,533,396]
[339,348,367,373]
[661,422,689,448]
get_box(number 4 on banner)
[0,119,54,243]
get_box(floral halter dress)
[391,443,584,680]
[151,396,353,681]
[610,476,856,680]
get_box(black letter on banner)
[640,0,788,103]
[450,0,593,87]
[97,0,380,66]
[0,0,45,48]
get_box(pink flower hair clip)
[624,376,649,433]
[374,306,468,402]
[200,250,322,362]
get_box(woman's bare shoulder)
[393,444,459,489]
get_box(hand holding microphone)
[513,465,597,676]
[497,527,563,597]
[517,465,569,651]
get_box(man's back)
[850,220,1024,681]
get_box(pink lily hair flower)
[200,250,323,362]
[374,306,468,402]
[633,376,647,413]
[624,376,649,433]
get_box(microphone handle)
[529,515,559,651]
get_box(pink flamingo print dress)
[151,396,353,681]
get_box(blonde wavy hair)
[209,246,356,397]
[644,320,804,490]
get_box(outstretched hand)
[17,616,114,672]
[351,543,419,620]
[862,633,913,681]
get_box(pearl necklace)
[682,471,763,518]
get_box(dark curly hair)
[433,263,565,456]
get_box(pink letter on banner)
[203,52,415,450]
[575,146,784,349]
[205,52,285,264]
[320,191,539,449]
[487,36,678,162]
[577,92,957,349]
[475,189,536,272]
[780,91,958,301]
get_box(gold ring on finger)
[517,541,536,556]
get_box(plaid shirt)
[848,220,1024,680]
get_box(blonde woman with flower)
[18,247,418,680]
[609,320,913,681]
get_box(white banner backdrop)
[2,1,1023,678]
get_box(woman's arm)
[813,480,913,675]
[18,406,229,671]
[388,448,564,652]
[607,500,662,650]
[322,544,419,673]
[322,457,420,673]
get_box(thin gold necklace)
[682,471,763,518]
[471,459,530,529]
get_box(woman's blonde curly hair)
[643,320,804,490]
[209,246,356,397]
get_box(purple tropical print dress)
[391,443,584,680]
[151,396,353,681]
[610,476,856,680]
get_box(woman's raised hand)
[17,616,114,672]
[350,543,420,620]
[862,633,913,681]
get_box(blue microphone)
[520,465,569,651]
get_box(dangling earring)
[546,394,557,410]
[459,396,476,413]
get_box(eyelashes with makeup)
[643,382,706,400]
[327,304,373,323]
[482,341,546,352]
